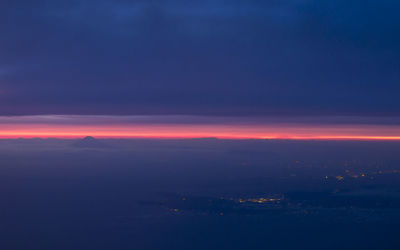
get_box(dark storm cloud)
[1,0,399,116]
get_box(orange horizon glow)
[1,123,400,140]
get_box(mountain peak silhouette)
[72,136,109,148]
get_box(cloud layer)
[1,0,400,116]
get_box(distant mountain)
[71,136,110,148]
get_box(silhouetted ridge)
[71,136,109,148]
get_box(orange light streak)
[0,123,400,140]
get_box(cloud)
[0,0,399,116]
[1,115,400,126]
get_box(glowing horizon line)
[0,131,399,141]
[1,122,400,140]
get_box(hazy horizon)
[2,0,400,249]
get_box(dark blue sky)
[1,0,399,116]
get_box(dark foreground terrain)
[1,138,400,250]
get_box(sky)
[1,0,400,138]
